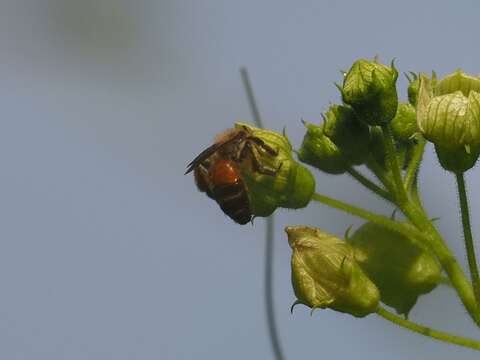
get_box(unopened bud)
[322,104,371,165]
[417,75,480,171]
[298,121,349,174]
[341,58,399,126]
[234,123,316,216]
[350,222,441,316]
[287,226,380,318]
[391,103,418,142]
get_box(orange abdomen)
[209,159,252,224]
[210,159,242,186]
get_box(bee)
[185,126,280,224]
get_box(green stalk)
[455,172,480,310]
[404,137,426,192]
[311,193,424,243]
[397,190,480,326]
[376,307,480,351]
[381,124,408,204]
[347,167,393,202]
[241,67,285,360]
[368,130,480,325]
[365,155,395,191]
[410,176,425,212]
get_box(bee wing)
[185,142,222,174]
[185,131,245,174]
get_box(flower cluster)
[187,59,480,350]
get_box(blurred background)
[0,0,479,359]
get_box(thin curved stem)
[376,307,480,351]
[341,123,480,326]
[264,216,285,360]
[410,175,425,213]
[399,198,480,326]
[311,192,424,243]
[349,158,480,325]
[404,137,426,192]
[347,167,393,202]
[456,172,480,310]
[240,68,264,129]
[241,67,285,360]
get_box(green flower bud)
[341,59,399,126]
[418,76,480,149]
[350,222,441,316]
[436,69,480,97]
[234,123,315,217]
[287,226,380,318]
[298,121,349,174]
[391,103,418,142]
[322,104,371,165]
[417,75,480,171]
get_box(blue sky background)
[0,0,479,359]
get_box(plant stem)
[241,67,285,360]
[455,172,480,310]
[365,155,395,191]
[240,68,264,129]
[311,192,424,243]
[410,176,425,212]
[399,199,480,326]
[264,215,285,360]
[366,144,480,326]
[376,307,480,351]
[404,137,426,192]
[381,124,408,204]
[347,167,393,202]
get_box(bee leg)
[249,137,279,156]
[246,142,279,176]
[234,140,248,162]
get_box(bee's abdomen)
[213,182,251,225]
